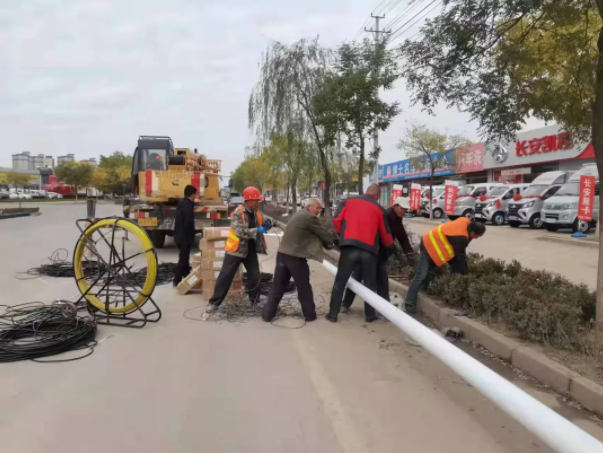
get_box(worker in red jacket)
[327,184,395,323]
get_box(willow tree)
[249,38,335,209]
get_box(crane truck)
[124,135,227,248]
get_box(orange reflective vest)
[225,206,265,253]
[422,217,470,266]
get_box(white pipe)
[321,259,603,453]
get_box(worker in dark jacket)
[341,196,415,311]
[262,199,334,323]
[204,186,272,318]
[327,184,395,323]
[404,218,486,313]
[173,184,197,286]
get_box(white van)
[506,171,568,229]
[420,185,445,218]
[541,164,599,234]
[474,183,531,225]
[449,183,506,220]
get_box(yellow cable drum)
[73,218,158,314]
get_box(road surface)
[0,201,602,453]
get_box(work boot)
[202,304,219,320]
[305,314,317,322]
[325,313,338,323]
[341,306,350,314]
[404,304,418,315]
[365,316,378,323]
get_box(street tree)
[249,38,336,209]
[55,161,94,202]
[96,151,132,196]
[230,155,272,194]
[397,0,603,319]
[313,38,400,193]
[397,124,470,218]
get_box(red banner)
[578,175,596,221]
[391,188,402,206]
[456,143,484,173]
[444,183,458,215]
[410,183,421,211]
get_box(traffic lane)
[405,217,597,289]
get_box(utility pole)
[365,15,390,199]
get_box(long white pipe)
[321,260,603,453]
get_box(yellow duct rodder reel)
[72,217,162,328]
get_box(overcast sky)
[1,1,542,177]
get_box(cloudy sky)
[1,0,541,178]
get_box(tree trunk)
[358,137,365,194]
[75,186,79,203]
[429,173,434,220]
[291,179,298,212]
[594,24,603,322]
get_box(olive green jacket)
[278,209,334,261]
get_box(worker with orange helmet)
[204,186,273,316]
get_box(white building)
[12,152,54,170]
[57,154,75,165]
[79,158,98,167]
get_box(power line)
[385,0,429,30]
[388,0,442,44]
[379,0,404,17]
[371,0,391,15]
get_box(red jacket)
[333,194,395,255]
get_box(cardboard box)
[202,227,230,242]
[192,252,202,268]
[204,249,227,260]
[201,258,224,270]
[201,268,243,282]
[199,239,226,251]
[176,269,203,295]
[202,279,243,301]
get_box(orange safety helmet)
[243,186,262,201]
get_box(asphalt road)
[1,201,602,453]
[405,217,598,289]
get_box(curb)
[536,235,598,248]
[312,239,603,418]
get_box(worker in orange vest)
[204,186,273,316]
[404,218,486,314]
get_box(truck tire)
[150,230,167,249]
[572,219,591,234]
[528,215,543,229]
[432,208,444,219]
[492,212,505,226]
[463,210,474,219]
[508,221,521,228]
[544,224,559,232]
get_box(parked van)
[448,183,506,220]
[541,164,599,234]
[474,183,531,225]
[506,172,568,229]
[420,185,445,218]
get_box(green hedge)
[396,251,596,354]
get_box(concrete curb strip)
[302,232,603,418]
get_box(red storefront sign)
[516,131,573,157]
[410,183,421,210]
[456,143,484,173]
[444,181,458,215]
[578,175,596,221]
[391,188,402,206]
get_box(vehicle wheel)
[572,219,591,234]
[544,224,559,232]
[150,230,167,249]
[492,212,505,226]
[508,221,521,228]
[463,210,474,219]
[528,215,543,229]
[432,209,443,219]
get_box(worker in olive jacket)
[262,199,335,322]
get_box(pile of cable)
[242,272,296,295]
[0,301,97,363]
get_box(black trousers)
[209,248,260,307]
[329,247,378,319]
[173,242,192,285]
[342,256,390,307]
[262,253,316,322]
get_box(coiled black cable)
[0,302,97,363]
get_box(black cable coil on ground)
[242,272,296,296]
[0,302,97,363]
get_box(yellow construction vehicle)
[124,135,227,248]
